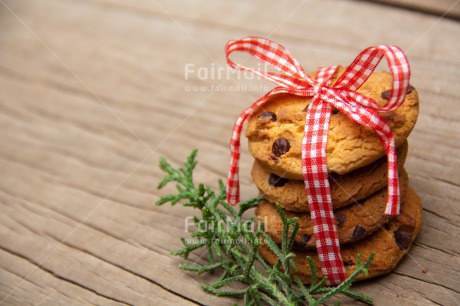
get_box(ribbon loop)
[225,36,313,90]
[333,45,410,112]
[225,37,410,284]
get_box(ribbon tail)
[302,97,347,285]
[355,107,401,215]
[328,91,401,216]
[376,131,401,215]
[226,149,241,205]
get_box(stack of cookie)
[247,67,421,282]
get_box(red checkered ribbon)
[225,37,410,284]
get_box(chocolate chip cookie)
[258,186,422,283]
[252,141,408,212]
[246,66,419,179]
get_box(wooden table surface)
[0,0,459,305]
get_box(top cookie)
[246,66,419,179]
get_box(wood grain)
[0,0,459,305]
[365,0,460,19]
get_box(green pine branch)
[156,150,374,305]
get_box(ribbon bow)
[225,37,410,285]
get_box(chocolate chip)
[381,111,395,120]
[294,235,311,250]
[382,86,414,100]
[272,138,290,157]
[394,230,413,250]
[331,108,339,115]
[301,234,311,244]
[294,240,306,249]
[259,111,277,122]
[381,90,391,100]
[335,213,346,227]
[407,85,415,94]
[352,226,366,239]
[343,260,354,267]
[268,173,288,187]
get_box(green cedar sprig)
[156,150,374,305]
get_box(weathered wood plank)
[365,0,460,19]
[0,196,200,305]
[0,0,459,305]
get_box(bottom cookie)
[256,169,408,250]
[258,187,422,283]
